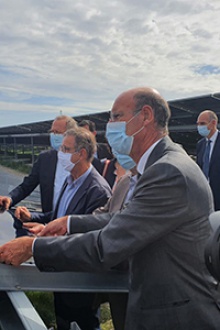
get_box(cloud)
[0,0,220,126]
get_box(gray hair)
[206,110,218,123]
[133,90,171,132]
[54,115,78,130]
[64,128,96,162]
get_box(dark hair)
[133,91,171,131]
[78,120,96,132]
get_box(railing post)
[70,322,82,329]
[0,291,47,330]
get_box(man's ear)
[142,105,154,125]
[79,148,87,159]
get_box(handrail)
[0,262,129,292]
[0,263,129,330]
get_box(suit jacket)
[94,173,131,214]
[196,131,220,210]
[34,136,220,330]
[31,166,112,223]
[9,149,57,213]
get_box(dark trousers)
[54,292,100,330]
[93,292,128,330]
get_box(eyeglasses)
[49,129,64,135]
[60,145,79,154]
[109,108,143,122]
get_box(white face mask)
[58,151,79,172]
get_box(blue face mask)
[197,125,210,137]
[106,116,144,155]
[50,133,64,150]
[113,150,136,170]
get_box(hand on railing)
[0,236,34,266]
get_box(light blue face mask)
[106,122,133,155]
[50,133,64,150]
[113,150,136,170]
[197,125,210,137]
[106,116,144,155]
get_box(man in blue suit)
[196,110,220,210]
[15,127,112,330]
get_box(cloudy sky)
[0,0,219,127]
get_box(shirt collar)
[66,165,92,186]
[137,138,162,175]
[207,130,218,144]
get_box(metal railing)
[0,263,129,330]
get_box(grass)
[26,292,113,329]
[0,157,31,174]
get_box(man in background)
[78,119,112,160]
[196,110,220,210]
[79,119,116,187]
[0,115,77,236]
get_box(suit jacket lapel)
[209,131,220,168]
[144,136,170,170]
[52,179,68,220]
[50,150,58,181]
[65,168,94,215]
[47,150,58,207]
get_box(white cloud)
[0,0,220,126]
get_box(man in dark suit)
[2,87,220,330]
[78,119,116,187]
[0,115,77,236]
[196,110,220,210]
[15,127,111,330]
[78,119,113,160]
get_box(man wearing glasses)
[14,127,112,330]
[0,115,77,236]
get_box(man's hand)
[22,222,45,235]
[0,237,34,266]
[38,216,68,237]
[15,206,31,222]
[0,196,11,212]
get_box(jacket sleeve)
[68,212,112,234]
[30,210,53,224]
[9,155,41,206]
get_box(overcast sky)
[0,0,219,127]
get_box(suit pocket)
[141,298,190,310]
